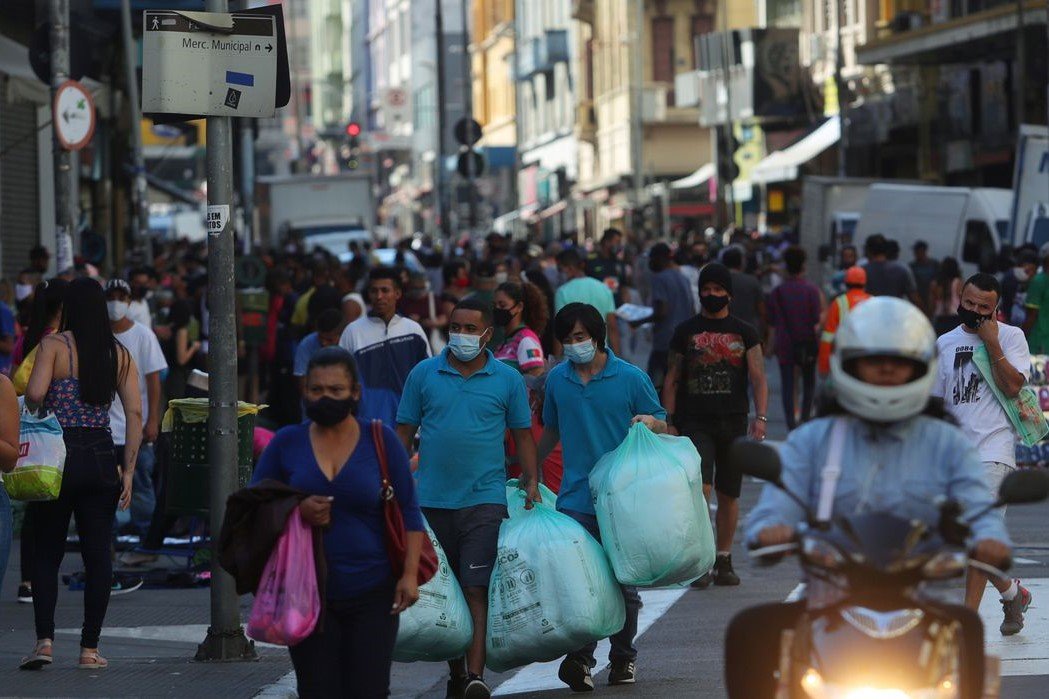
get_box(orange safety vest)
[818,289,871,376]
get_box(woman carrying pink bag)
[250,347,425,699]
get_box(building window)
[651,16,675,106]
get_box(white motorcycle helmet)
[829,297,938,423]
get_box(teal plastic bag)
[589,423,715,587]
[393,523,473,662]
[505,478,557,516]
[486,496,625,673]
[972,346,1049,447]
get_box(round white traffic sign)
[53,80,96,151]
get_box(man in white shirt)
[105,279,168,537]
[932,273,1032,636]
[339,267,431,425]
[126,268,154,328]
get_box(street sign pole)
[50,0,78,271]
[196,0,256,663]
[120,0,152,264]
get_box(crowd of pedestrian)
[0,221,1044,697]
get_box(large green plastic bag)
[4,403,65,502]
[505,478,557,515]
[589,422,714,587]
[486,489,625,673]
[393,523,473,662]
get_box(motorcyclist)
[726,297,1012,699]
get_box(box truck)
[256,173,376,256]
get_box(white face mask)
[15,284,34,302]
[107,300,129,322]
[494,272,509,285]
[1014,267,1031,283]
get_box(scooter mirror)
[998,469,1049,505]
[730,438,783,484]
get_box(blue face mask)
[448,331,488,361]
[563,340,597,365]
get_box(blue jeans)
[131,444,156,535]
[559,509,641,666]
[0,483,11,593]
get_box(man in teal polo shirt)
[537,302,668,692]
[397,298,539,699]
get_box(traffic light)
[345,122,362,170]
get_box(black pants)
[289,585,399,699]
[725,600,985,699]
[31,428,120,648]
[779,361,816,431]
[20,504,36,584]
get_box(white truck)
[1009,124,1049,248]
[800,176,883,288]
[256,173,376,255]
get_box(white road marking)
[980,577,1049,677]
[1014,557,1040,566]
[491,588,689,696]
[55,624,282,649]
[255,671,297,698]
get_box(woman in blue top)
[252,346,425,699]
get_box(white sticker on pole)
[207,205,230,236]
[55,228,73,272]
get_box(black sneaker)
[690,571,713,589]
[713,554,741,586]
[608,660,636,685]
[558,657,595,692]
[1000,581,1032,636]
[446,675,468,699]
[111,576,144,596]
[17,584,32,604]
[463,673,491,699]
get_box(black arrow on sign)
[266,44,273,52]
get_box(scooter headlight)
[800,670,959,698]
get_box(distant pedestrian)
[722,247,764,334]
[1001,249,1037,326]
[1023,246,1049,353]
[768,246,822,430]
[862,234,919,302]
[554,248,620,354]
[910,240,939,315]
[253,347,424,698]
[0,373,18,594]
[586,228,627,303]
[817,266,871,376]
[931,257,964,336]
[645,243,697,389]
[396,298,539,699]
[339,268,430,425]
[293,308,345,394]
[21,277,142,671]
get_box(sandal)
[19,639,53,670]
[78,649,109,670]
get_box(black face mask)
[131,285,148,300]
[493,307,514,328]
[700,294,730,314]
[305,396,358,426]
[957,304,991,330]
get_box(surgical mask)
[563,340,597,365]
[448,331,488,361]
[1014,267,1031,283]
[15,284,33,302]
[305,396,358,426]
[957,304,992,330]
[494,272,509,285]
[700,294,730,314]
[107,300,129,322]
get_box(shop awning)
[1,34,113,116]
[538,200,568,219]
[670,163,716,190]
[750,118,840,184]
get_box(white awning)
[750,118,841,184]
[670,162,716,190]
[1,34,112,116]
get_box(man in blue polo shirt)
[538,302,667,692]
[397,298,539,699]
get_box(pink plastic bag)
[247,508,320,646]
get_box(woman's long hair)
[24,279,69,356]
[496,281,550,335]
[936,257,962,291]
[61,277,124,405]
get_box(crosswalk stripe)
[491,588,689,696]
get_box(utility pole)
[435,0,451,244]
[717,0,735,227]
[237,0,256,252]
[632,0,645,234]
[460,0,478,236]
[835,0,849,178]
[50,0,78,271]
[196,0,256,664]
[120,0,152,264]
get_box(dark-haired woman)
[161,299,200,401]
[21,277,142,671]
[931,257,963,336]
[252,346,424,699]
[492,282,548,377]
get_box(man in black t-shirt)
[663,263,768,588]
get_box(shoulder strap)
[372,419,394,500]
[816,418,849,524]
[61,333,74,374]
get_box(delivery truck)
[256,173,376,254]
[1010,124,1049,248]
